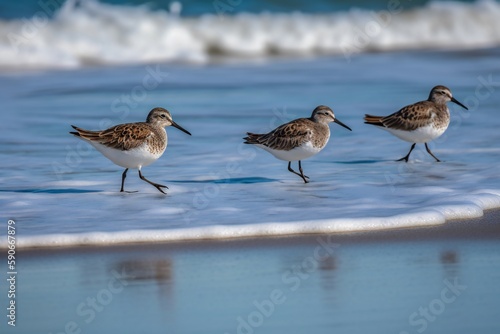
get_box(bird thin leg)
[397,143,416,162]
[287,161,309,183]
[120,168,128,192]
[287,161,302,178]
[120,168,138,193]
[425,143,441,162]
[298,160,309,183]
[138,170,168,194]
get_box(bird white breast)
[90,142,164,169]
[383,124,447,143]
[257,141,323,161]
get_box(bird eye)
[160,114,166,118]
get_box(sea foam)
[1,0,500,70]
[2,192,499,249]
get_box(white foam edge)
[1,203,497,250]
[3,213,439,249]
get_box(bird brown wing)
[70,123,154,151]
[244,119,311,151]
[364,114,384,127]
[381,101,435,131]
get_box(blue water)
[1,1,500,334]
[1,48,500,247]
[2,0,500,70]
[0,0,500,247]
[0,0,475,18]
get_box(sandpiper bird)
[364,85,468,162]
[244,105,352,183]
[70,107,191,194]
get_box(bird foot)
[153,185,168,194]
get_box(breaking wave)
[1,0,500,69]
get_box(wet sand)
[7,210,500,334]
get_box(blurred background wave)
[1,0,499,70]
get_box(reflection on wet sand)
[112,258,175,309]
[318,255,338,296]
[440,250,460,279]
[281,251,338,300]
[440,250,459,265]
[319,255,337,271]
[115,259,173,283]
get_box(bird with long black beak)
[364,85,468,162]
[244,105,352,183]
[70,107,191,194]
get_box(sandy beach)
[7,210,499,334]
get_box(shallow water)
[1,47,500,246]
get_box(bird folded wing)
[97,123,153,151]
[260,121,310,151]
[381,103,434,131]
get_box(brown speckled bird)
[364,85,468,162]
[70,107,191,194]
[244,105,352,183]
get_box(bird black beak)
[171,120,192,135]
[451,97,468,110]
[334,118,352,131]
